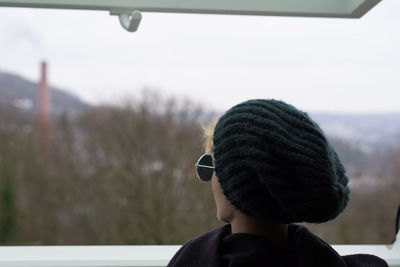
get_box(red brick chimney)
[37,61,50,135]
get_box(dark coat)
[167,224,388,267]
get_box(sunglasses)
[195,154,214,182]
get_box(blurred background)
[0,0,399,245]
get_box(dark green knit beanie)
[213,99,350,223]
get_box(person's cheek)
[211,174,235,223]
[211,175,220,208]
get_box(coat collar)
[167,224,387,267]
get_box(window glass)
[0,1,399,245]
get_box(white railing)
[1,233,399,267]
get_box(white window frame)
[0,0,380,17]
[0,0,381,32]
[0,1,398,267]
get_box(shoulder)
[178,223,229,250]
[343,254,389,267]
[289,224,388,267]
[167,224,231,267]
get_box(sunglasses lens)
[196,154,214,182]
[198,154,213,166]
[197,166,213,182]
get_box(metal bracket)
[115,10,142,32]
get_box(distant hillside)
[0,70,88,115]
[307,112,400,175]
[310,112,400,149]
[1,69,399,150]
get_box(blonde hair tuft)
[202,118,219,154]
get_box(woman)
[167,99,388,267]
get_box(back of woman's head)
[209,99,349,224]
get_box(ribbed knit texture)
[213,99,350,223]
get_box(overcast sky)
[0,0,399,113]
